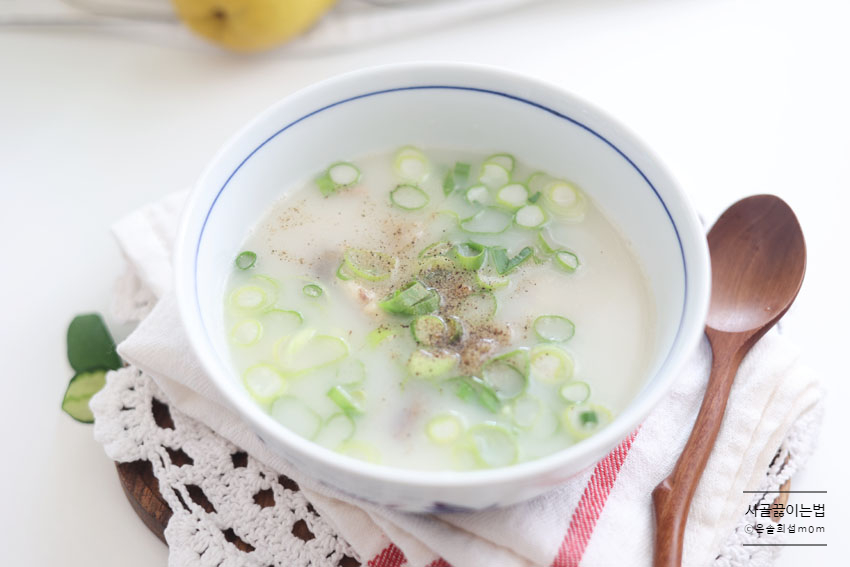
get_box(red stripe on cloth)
[368,543,407,567]
[551,429,639,567]
[426,559,451,567]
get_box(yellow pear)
[173,0,336,52]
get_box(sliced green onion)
[315,174,337,196]
[379,281,440,316]
[61,370,108,423]
[475,265,510,290]
[484,153,515,173]
[465,184,492,206]
[442,161,471,195]
[302,283,323,298]
[542,180,587,220]
[393,146,429,181]
[418,240,453,259]
[496,183,528,210]
[337,440,381,463]
[230,319,262,346]
[526,171,553,193]
[327,162,361,186]
[390,184,430,210]
[343,248,397,281]
[230,285,269,311]
[453,242,486,270]
[243,364,287,404]
[327,384,366,415]
[445,315,465,343]
[241,275,279,309]
[447,376,501,413]
[263,309,303,336]
[366,326,397,347]
[453,162,471,186]
[489,246,533,275]
[460,207,512,234]
[536,230,557,254]
[451,290,497,325]
[235,251,257,270]
[515,204,546,228]
[555,250,580,273]
[562,403,613,440]
[443,169,455,196]
[468,423,518,468]
[495,348,530,375]
[529,344,574,384]
[533,315,576,342]
[407,349,458,379]
[477,162,510,189]
[271,396,321,439]
[528,191,542,203]
[411,314,448,346]
[315,413,355,449]
[336,260,355,281]
[560,381,591,405]
[426,412,464,444]
[511,394,542,429]
[316,161,361,196]
[482,357,527,400]
[276,329,349,375]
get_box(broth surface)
[224,148,655,470]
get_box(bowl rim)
[174,61,710,490]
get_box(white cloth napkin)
[109,192,822,567]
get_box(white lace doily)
[91,366,360,567]
[91,362,821,567]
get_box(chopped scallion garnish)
[490,246,533,275]
[343,248,397,281]
[453,241,486,271]
[560,381,591,405]
[496,183,528,210]
[379,281,440,316]
[533,315,575,342]
[390,184,430,210]
[235,251,257,270]
[426,413,464,444]
[407,349,458,379]
[515,204,546,229]
[327,384,366,415]
[302,284,323,298]
[555,250,580,273]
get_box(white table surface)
[1,0,847,565]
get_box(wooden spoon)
[652,194,806,567]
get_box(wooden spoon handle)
[651,329,750,567]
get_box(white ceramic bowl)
[174,63,710,512]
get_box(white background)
[1,0,847,565]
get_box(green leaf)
[61,369,107,423]
[67,313,121,372]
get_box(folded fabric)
[104,192,822,567]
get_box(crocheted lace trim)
[91,367,359,567]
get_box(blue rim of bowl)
[194,84,688,475]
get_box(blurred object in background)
[0,0,541,53]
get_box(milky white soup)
[223,148,655,471]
